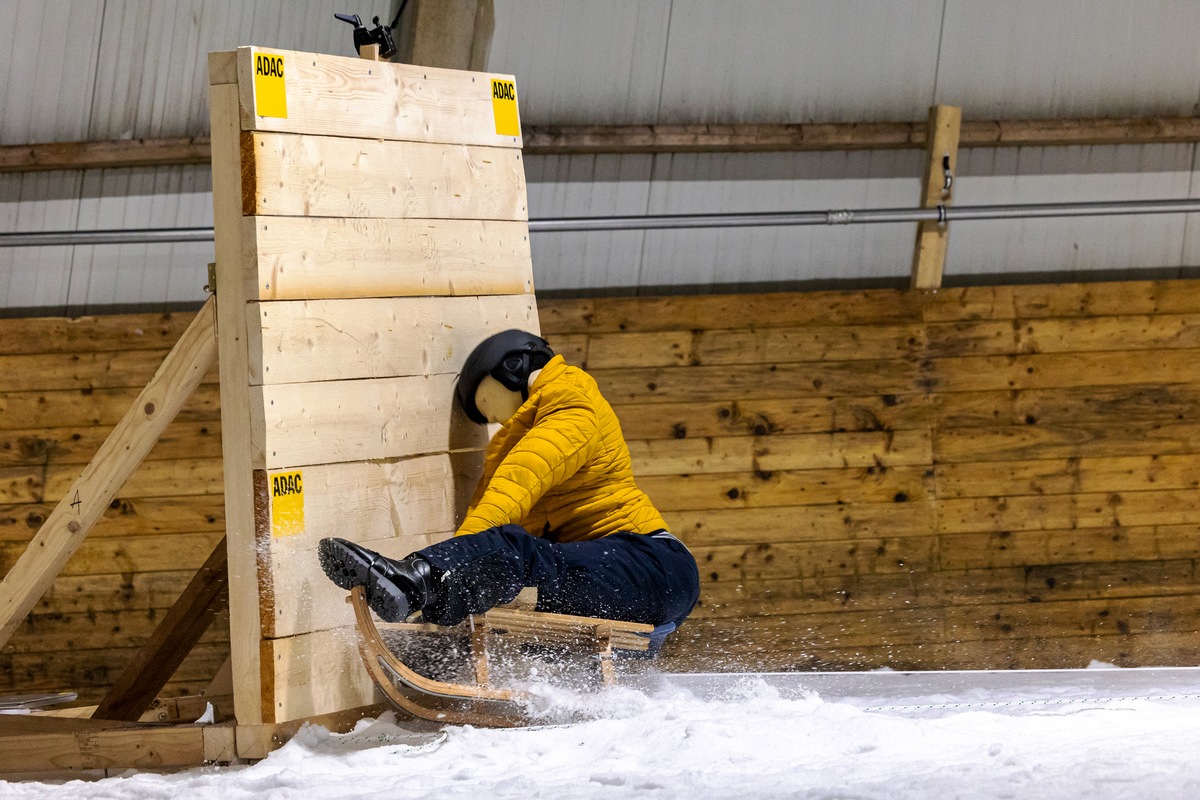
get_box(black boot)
[318,537,435,622]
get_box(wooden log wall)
[3,278,1199,704]
[539,280,1200,672]
[0,313,228,705]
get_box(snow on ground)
[4,672,1200,800]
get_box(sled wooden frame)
[348,586,656,727]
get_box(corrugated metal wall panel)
[655,0,944,124]
[525,154,653,290]
[4,0,1200,311]
[935,0,1200,118]
[489,0,671,124]
[635,150,920,288]
[66,165,213,312]
[948,144,1197,278]
[0,0,105,145]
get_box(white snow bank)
[4,674,1200,799]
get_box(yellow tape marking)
[491,79,520,136]
[270,469,305,538]
[254,53,288,119]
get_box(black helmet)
[455,330,554,423]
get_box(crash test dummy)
[318,329,700,638]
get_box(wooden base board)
[0,702,390,773]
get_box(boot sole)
[317,538,412,622]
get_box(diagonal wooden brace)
[92,535,229,721]
[0,295,218,649]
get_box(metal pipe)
[2,199,1199,247]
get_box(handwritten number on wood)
[71,491,82,512]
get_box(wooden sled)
[348,586,662,727]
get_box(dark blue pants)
[416,525,700,628]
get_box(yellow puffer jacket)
[455,355,668,542]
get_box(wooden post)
[92,536,229,721]
[910,105,962,290]
[0,296,217,650]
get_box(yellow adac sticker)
[491,78,519,136]
[270,469,304,538]
[253,52,288,119]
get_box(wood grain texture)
[245,216,533,301]
[248,295,537,385]
[234,46,521,149]
[245,132,528,220]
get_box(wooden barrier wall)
[0,314,228,705]
[4,279,1200,705]
[207,47,534,725]
[540,280,1200,671]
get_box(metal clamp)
[942,154,954,196]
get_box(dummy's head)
[456,330,555,424]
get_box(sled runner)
[348,586,666,727]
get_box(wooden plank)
[934,421,1200,463]
[233,46,521,149]
[590,360,923,404]
[3,642,230,695]
[267,531,449,640]
[641,466,932,510]
[0,720,219,772]
[1,457,224,505]
[937,489,1200,534]
[583,323,926,369]
[927,350,1200,393]
[611,395,934,440]
[92,537,229,721]
[1,496,224,543]
[0,137,210,174]
[693,559,1200,618]
[1010,280,1200,319]
[629,430,932,477]
[249,295,538,384]
[245,216,533,301]
[0,384,220,432]
[911,105,961,290]
[6,116,1200,176]
[932,385,1200,428]
[0,312,198,357]
[261,453,478,638]
[209,76,263,727]
[0,349,219,393]
[253,374,487,469]
[244,132,528,220]
[658,628,1200,673]
[539,290,924,335]
[944,595,1200,644]
[0,421,222,468]
[0,532,226,579]
[692,536,937,583]
[0,299,218,651]
[936,455,1200,499]
[667,606,944,654]
[523,116,1200,155]
[939,524,1200,570]
[26,570,203,615]
[3,606,228,655]
[922,281,1200,322]
[667,501,937,547]
[261,627,377,723]
[926,314,1200,358]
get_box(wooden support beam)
[911,105,962,291]
[0,296,217,649]
[91,536,229,722]
[5,116,1200,173]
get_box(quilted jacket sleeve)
[455,386,600,535]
